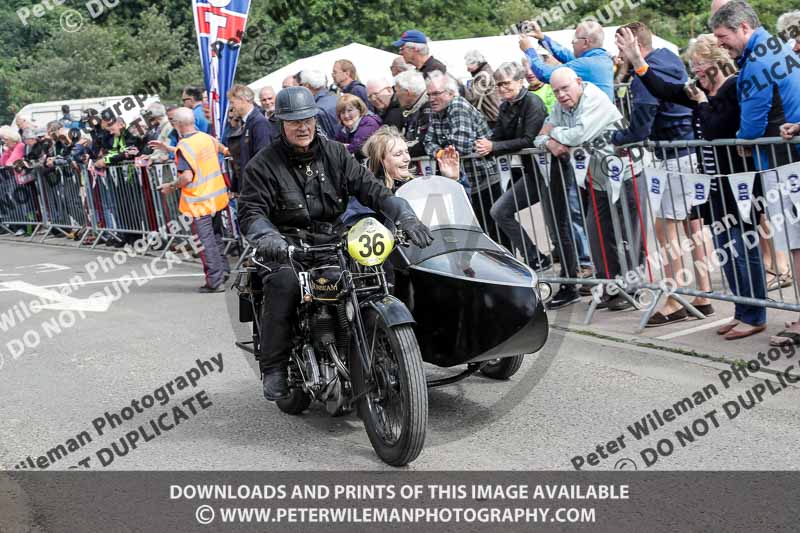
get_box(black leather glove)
[397,214,434,249]
[256,233,288,262]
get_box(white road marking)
[0,281,112,312]
[0,273,204,293]
[655,317,734,340]
[15,263,70,273]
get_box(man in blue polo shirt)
[518,20,614,101]
[710,0,800,167]
[181,86,212,135]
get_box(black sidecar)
[391,175,549,380]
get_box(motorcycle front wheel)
[357,319,427,467]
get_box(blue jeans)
[713,226,766,326]
[98,184,117,230]
[568,184,592,267]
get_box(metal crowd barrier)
[413,136,800,332]
[0,160,241,260]
[614,81,634,124]
[0,167,45,238]
[6,137,800,334]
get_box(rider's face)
[283,116,316,149]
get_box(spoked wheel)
[480,355,524,380]
[358,320,427,466]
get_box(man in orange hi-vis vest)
[158,107,230,292]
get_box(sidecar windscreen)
[396,175,481,230]
[395,175,513,266]
[414,249,535,287]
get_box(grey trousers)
[192,212,229,288]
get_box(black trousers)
[258,266,299,371]
[471,180,513,251]
[585,175,645,280]
[257,252,338,372]
[543,157,578,281]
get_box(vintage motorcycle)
[234,175,550,466]
[234,217,427,466]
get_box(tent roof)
[428,27,680,81]
[247,27,681,89]
[248,42,398,92]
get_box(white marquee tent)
[248,42,399,92]
[428,26,680,81]
[248,27,680,90]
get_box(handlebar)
[248,240,341,267]
[249,226,411,267]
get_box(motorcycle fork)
[337,250,373,378]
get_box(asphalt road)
[2,239,800,472]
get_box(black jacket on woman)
[636,71,754,226]
[490,87,547,181]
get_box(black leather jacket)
[239,135,416,245]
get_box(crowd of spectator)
[3,5,800,343]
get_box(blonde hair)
[227,84,255,102]
[335,93,367,118]
[363,126,411,189]
[0,125,21,143]
[334,59,359,81]
[685,33,737,78]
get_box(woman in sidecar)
[362,126,549,382]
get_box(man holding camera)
[519,20,614,101]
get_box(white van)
[14,95,160,128]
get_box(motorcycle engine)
[298,334,349,415]
[318,361,346,415]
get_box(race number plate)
[346,217,395,267]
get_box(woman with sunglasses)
[474,61,550,270]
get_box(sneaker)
[14,229,25,237]
[196,284,225,293]
[594,294,617,310]
[578,284,594,296]
[546,288,580,310]
[262,366,289,400]
[607,295,635,312]
[530,254,553,271]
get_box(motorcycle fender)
[362,295,415,328]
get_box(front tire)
[358,321,427,467]
[480,355,524,380]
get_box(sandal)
[717,320,740,335]
[770,331,800,347]
[766,269,793,291]
[724,324,766,340]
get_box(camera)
[515,20,535,35]
[53,156,69,166]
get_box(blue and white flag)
[192,0,251,138]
